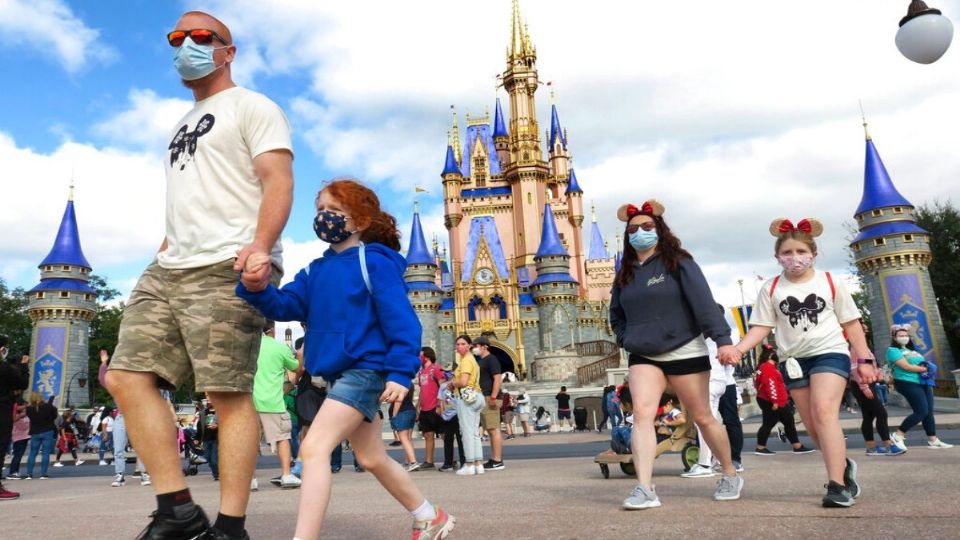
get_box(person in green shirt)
[253,325,300,488]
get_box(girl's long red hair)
[319,178,401,251]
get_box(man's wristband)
[857,358,874,365]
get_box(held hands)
[237,247,272,292]
[717,345,743,366]
[380,381,408,404]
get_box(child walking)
[237,178,454,540]
[723,218,879,507]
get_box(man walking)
[0,337,30,500]
[416,347,445,470]
[475,336,505,471]
[253,325,300,489]
[104,9,293,540]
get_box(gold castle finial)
[859,99,871,141]
[432,233,439,254]
[591,200,597,223]
[509,0,534,62]
[451,106,462,165]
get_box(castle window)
[36,292,44,299]
[893,207,903,214]
[853,243,861,251]
[527,193,532,204]
[85,294,93,301]
[60,291,70,299]
[871,209,883,217]
[903,234,914,242]
[874,238,886,247]
[62,265,70,271]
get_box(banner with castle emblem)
[884,274,935,361]
[32,326,66,403]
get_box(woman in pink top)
[6,401,30,479]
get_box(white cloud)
[0,0,115,73]
[0,132,165,289]
[92,89,193,151]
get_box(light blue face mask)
[173,36,226,81]
[628,228,658,251]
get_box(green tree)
[915,200,960,360]
[86,274,122,405]
[0,278,31,358]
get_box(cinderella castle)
[401,1,621,382]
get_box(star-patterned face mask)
[313,210,355,244]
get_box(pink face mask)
[777,254,814,276]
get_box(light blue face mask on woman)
[628,228,658,251]
[173,36,227,81]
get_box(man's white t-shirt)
[750,270,860,359]
[158,87,293,270]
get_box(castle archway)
[487,338,518,375]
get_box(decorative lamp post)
[65,371,88,408]
[896,1,954,64]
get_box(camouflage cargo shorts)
[110,259,279,393]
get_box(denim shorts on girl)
[390,409,416,431]
[326,368,386,422]
[780,352,851,390]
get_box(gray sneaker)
[714,474,743,501]
[622,484,661,510]
[843,458,861,499]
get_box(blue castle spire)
[40,197,91,269]
[535,203,569,258]
[565,168,583,195]
[405,209,435,266]
[493,98,508,138]
[854,136,913,216]
[441,145,461,176]
[588,222,609,260]
[549,104,566,150]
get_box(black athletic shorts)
[418,409,442,433]
[627,354,711,376]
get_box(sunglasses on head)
[167,28,228,47]
[626,222,656,234]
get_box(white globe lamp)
[896,1,954,64]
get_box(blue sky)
[4,0,960,309]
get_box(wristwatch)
[856,358,874,365]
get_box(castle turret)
[531,204,578,350]
[405,207,443,351]
[548,103,570,182]
[28,188,97,407]
[493,97,510,167]
[850,124,955,374]
[441,144,465,264]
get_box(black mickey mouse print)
[779,294,826,331]
[168,113,215,170]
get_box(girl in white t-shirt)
[723,218,879,509]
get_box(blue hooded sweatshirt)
[236,243,421,387]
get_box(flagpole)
[737,278,754,373]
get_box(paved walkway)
[6,444,959,539]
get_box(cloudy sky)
[3,0,960,315]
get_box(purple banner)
[884,274,935,360]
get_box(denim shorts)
[326,368,385,422]
[781,352,851,390]
[391,409,416,431]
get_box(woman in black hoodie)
[610,200,742,510]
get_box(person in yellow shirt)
[448,335,485,475]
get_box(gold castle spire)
[859,99,871,141]
[509,0,534,63]
[451,106,462,165]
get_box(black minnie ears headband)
[769,218,824,238]
[617,200,665,222]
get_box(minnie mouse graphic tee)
[750,270,860,359]
[158,87,293,270]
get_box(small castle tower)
[404,206,444,353]
[27,188,97,407]
[531,204,579,351]
[850,124,956,374]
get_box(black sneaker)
[389,441,402,447]
[843,458,861,499]
[792,445,815,454]
[269,476,282,486]
[822,481,855,507]
[419,462,435,470]
[198,527,250,540]
[135,506,210,540]
[754,447,776,456]
[483,460,505,471]
[132,471,143,478]
[437,463,454,472]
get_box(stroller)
[594,407,700,479]
[573,407,589,432]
